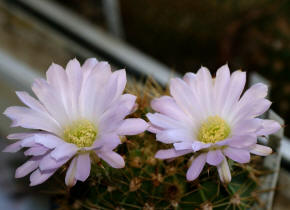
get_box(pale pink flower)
[147,65,280,183]
[3,58,148,186]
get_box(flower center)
[197,116,230,143]
[63,119,97,148]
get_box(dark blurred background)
[0,0,289,209]
[59,0,290,136]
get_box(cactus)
[50,79,269,210]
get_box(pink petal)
[79,62,111,119]
[151,96,190,122]
[170,78,204,121]
[206,150,224,166]
[192,141,211,152]
[2,141,22,153]
[223,147,250,163]
[117,118,148,135]
[173,142,193,150]
[97,151,125,168]
[147,113,186,129]
[217,158,231,183]
[213,64,230,114]
[82,58,98,71]
[155,148,192,159]
[219,134,257,149]
[230,83,269,122]
[16,91,46,112]
[30,169,56,186]
[21,136,37,147]
[256,119,281,136]
[186,153,206,181]
[232,119,262,135]
[24,145,49,156]
[98,94,136,133]
[249,144,272,156]
[93,70,125,117]
[195,67,214,116]
[34,134,64,149]
[39,154,70,171]
[50,143,78,161]
[66,59,83,118]
[147,123,162,133]
[65,156,77,187]
[46,63,71,117]
[221,71,246,117]
[156,128,194,143]
[183,72,196,89]
[4,106,61,134]
[32,79,69,126]
[92,133,120,150]
[7,132,37,140]
[75,153,91,182]
[15,158,39,178]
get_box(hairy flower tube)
[3,58,148,186]
[147,64,281,183]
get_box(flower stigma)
[198,116,230,143]
[63,119,97,148]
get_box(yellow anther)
[63,119,97,148]
[198,116,230,143]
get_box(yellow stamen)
[198,116,230,143]
[63,119,97,148]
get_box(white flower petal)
[170,78,204,121]
[221,70,246,117]
[15,158,40,178]
[218,134,257,149]
[97,150,125,168]
[39,154,70,171]
[217,158,231,183]
[92,133,121,150]
[151,96,191,123]
[65,156,78,187]
[24,145,49,156]
[214,64,230,114]
[2,141,22,153]
[50,143,78,161]
[34,134,64,149]
[256,119,281,136]
[117,118,148,135]
[146,113,186,130]
[7,132,37,140]
[223,147,250,163]
[46,63,72,117]
[186,153,207,181]
[98,94,136,133]
[30,169,56,186]
[173,142,193,150]
[249,144,272,156]
[155,148,192,159]
[192,141,212,152]
[75,153,91,182]
[4,106,61,134]
[32,79,69,126]
[16,91,46,112]
[206,150,224,166]
[81,58,98,72]
[195,67,214,116]
[156,128,194,144]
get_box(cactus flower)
[147,65,281,183]
[3,58,148,186]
